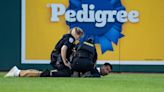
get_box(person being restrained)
[5,39,112,77]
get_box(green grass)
[0,72,164,92]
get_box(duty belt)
[76,52,93,59]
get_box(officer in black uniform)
[40,27,84,77]
[71,38,113,77]
[71,38,97,76]
[50,34,75,70]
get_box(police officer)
[43,27,84,77]
[4,27,84,78]
[71,38,97,76]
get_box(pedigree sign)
[50,4,139,27]
[22,0,164,65]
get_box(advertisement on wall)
[21,0,164,65]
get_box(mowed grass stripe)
[0,72,164,92]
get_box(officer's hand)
[72,48,76,53]
[82,71,92,77]
[65,62,72,69]
[72,49,76,56]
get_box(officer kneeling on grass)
[71,38,97,77]
[71,38,112,77]
[41,27,84,77]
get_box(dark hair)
[104,63,113,70]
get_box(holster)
[50,50,64,70]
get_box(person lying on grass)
[4,62,112,77]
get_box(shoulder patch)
[69,37,74,43]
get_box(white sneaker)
[4,66,19,77]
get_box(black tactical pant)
[50,50,68,71]
[71,57,94,73]
[40,67,71,77]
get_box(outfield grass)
[0,72,164,92]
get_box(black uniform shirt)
[55,34,75,60]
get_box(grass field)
[0,72,164,92]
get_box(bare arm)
[61,45,71,69]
